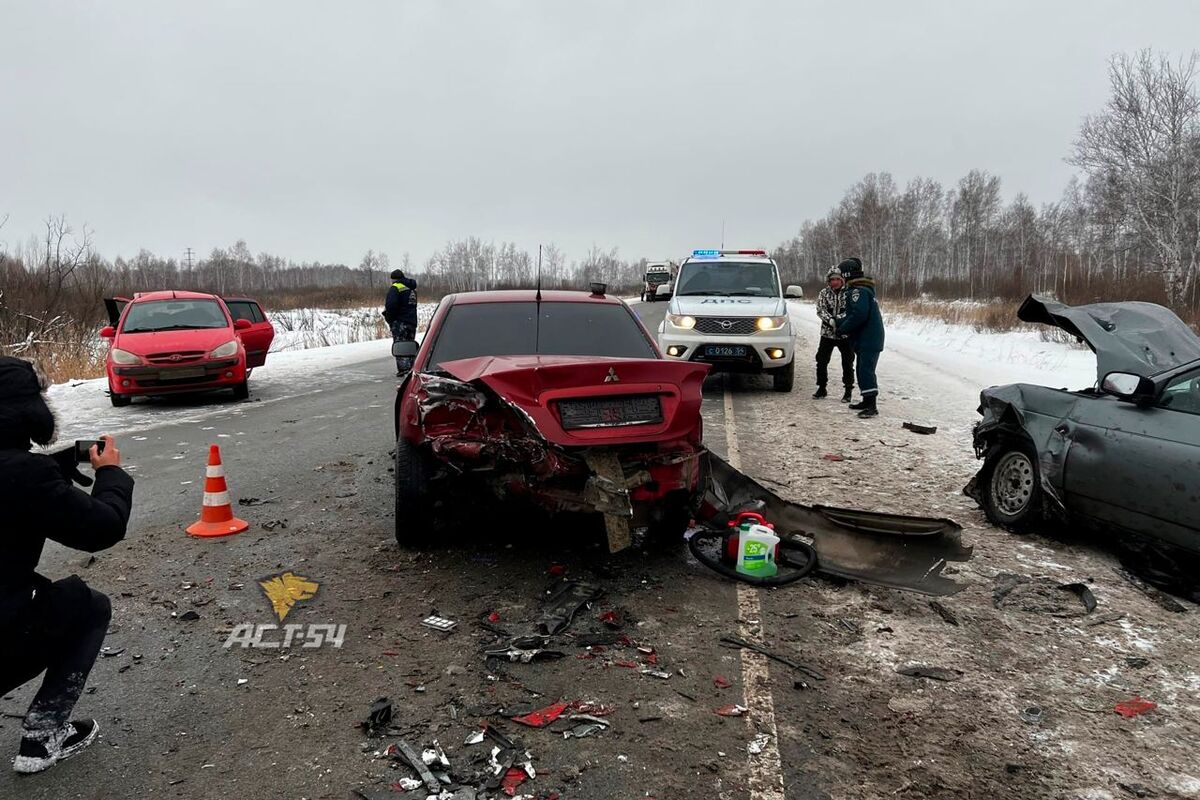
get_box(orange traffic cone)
[187,444,250,538]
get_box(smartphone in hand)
[74,439,105,463]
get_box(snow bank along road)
[3,300,1197,800]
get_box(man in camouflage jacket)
[813,265,855,401]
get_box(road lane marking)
[724,381,787,800]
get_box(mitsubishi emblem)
[604,368,620,383]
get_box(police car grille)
[693,317,757,335]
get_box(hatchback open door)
[103,297,130,327]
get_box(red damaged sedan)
[392,286,709,549]
[101,291,274,406]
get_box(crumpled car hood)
[1018,295,1200,381]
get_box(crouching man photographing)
[0,357,134,774]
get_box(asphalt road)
[1,301,829,800]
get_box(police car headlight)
[209,340,239,359]
[667,314,696,330]
[109,348,141,365]
[756,316,788,331]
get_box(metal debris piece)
[421,740,450,768]
[641,669,671,680]
[895,664,962,682]
[1019,706,1044,725]
[902,422,938,435]
[538,581,603,635]
[464,729,486,746]
[1114,568,1188,614]
[928,600,959,626]
[364,697,393,731]
[422,615,458,632]
[748,733,770,755]
[719,635,825,682]
[563,722,607,739]
[390,739,442,794]
[993,574,1096,616]
[1125,656,1151,669]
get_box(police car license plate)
[705,345,748,358]
[558,396,663,429]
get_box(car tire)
[109,385,131,407]
[771,359,795,393]
[979,440,1043,533]
[232,380,250,400]
[394,436,436,547]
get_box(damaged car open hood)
[1019,295,1200,381]
[437,355,709,447]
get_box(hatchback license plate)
[559,395,663,429]
[160,367,206,380]
[705,345,748,358]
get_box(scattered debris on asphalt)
[713,674,732,689]
[237,497,274,506]
[896,664,963,682]
[719,635,825,682]
[539,581,603,635]
[1114,568,1188,614]
[715,704,749,717]
[363,697,393,732]
[928,600,959,626]
[422,615,459,632]
[902,422,938,435]
[1019,706,1044,725]
[1115,697,1158,718]
[993,574,1097,616]
[748,733,770,755]
[511,702,568,728]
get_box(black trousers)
[815,336,855,389]
[0,576,111,736]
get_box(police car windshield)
[428,302,656,368]
[675,262,779,297]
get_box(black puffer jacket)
[0,447,134,627]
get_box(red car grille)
[145,350,207,365]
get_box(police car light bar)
[691,249,768,258]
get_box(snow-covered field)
[268,303,436,351]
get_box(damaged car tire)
[980,441,1043,533]
[394,436,436,546]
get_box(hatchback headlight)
[110,348,141,365]
[209,340,239,359]
[667,313,697,330]
[756,316,788,331]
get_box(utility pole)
[721,220,725,250]
[184,247,195,273]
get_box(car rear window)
[226,300,265,324]
[121,299,229,333]
[428,302,656,368]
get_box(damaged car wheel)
[394,436,436,546]
[980,442,1043,532]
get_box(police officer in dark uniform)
[0,357,134,773]
[383,269,419,375]
[835,258,885,418]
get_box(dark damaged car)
[392,288,709,550]
[967,295,1200,593]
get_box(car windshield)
[646,271,670,280]
[675,261,779,297]
[121,300,229,333]
[427,301,656,368]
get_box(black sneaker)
[13,720,99,774]
[812,386,827,399]
[841,388,853,403]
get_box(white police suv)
[656,249,803,392]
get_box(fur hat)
[826,265,844,281]
[0,357,56,447]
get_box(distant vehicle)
[657,249,803,392]
[967,295,1200,593]
[642,261,677,302]
[391,285,709,548]
[101,291,275,407]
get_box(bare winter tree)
[1071,50,1200,305]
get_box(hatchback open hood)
[437,355,709,447]
[1018,295,1200,381]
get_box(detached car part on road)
[657,249,803,392]
[967,295,1200,593]
[393,287,709,551]
[102,292,275,406]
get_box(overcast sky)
[2,1,1198,268]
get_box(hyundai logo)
[169,354,183,362]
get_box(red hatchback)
[392,287,709,550]
[101,291,275,406]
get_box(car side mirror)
[100,326,115,339]
[785,285,804,299]
[392,340,418,358]
[234,318,252,331]
[1102,371,1156,403]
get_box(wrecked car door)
[1062,366,1200,553]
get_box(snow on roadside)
[269,304,436,351]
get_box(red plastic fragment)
[598,610,623,628]
[501,766,527,795]
[714,674,732,689]
[612,660,638,668]
[487,611,501,623]
[821,453,844,462]
[1115,697,1157,718]
[511,701,568,727]
[382,650,398,657]
[548,564,566,576]
[715,703,749,717]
